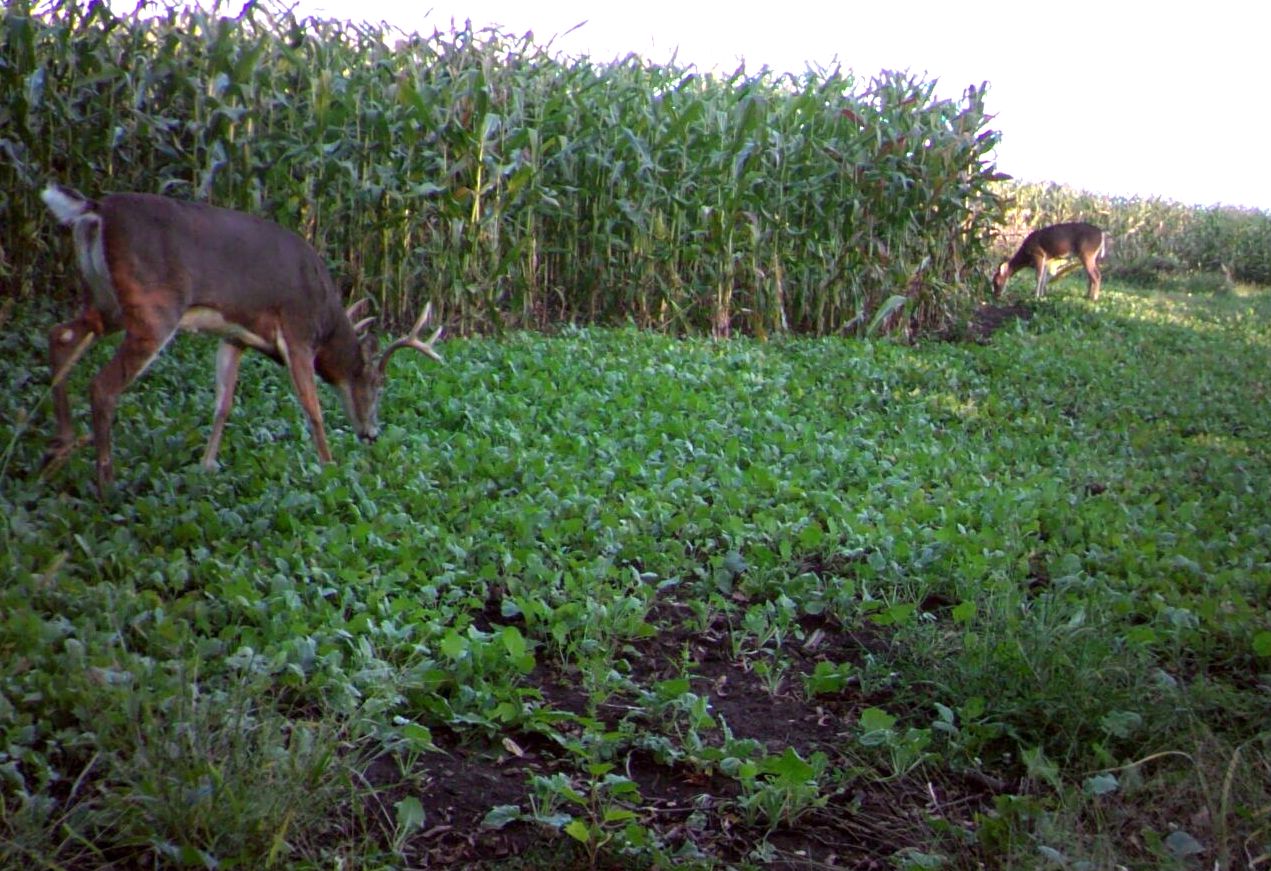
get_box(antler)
[346,298,375,335]
[378,302,444,375]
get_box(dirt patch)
[358,597,999,867]
[947,301,1033,343]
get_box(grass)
[2,277,1270,868]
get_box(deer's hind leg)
[43,308,108,472]
[202,341,245,469]
[84,284,184,496]
[1034,255,1050,298]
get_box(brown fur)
[41,185,439,496]
[993,222,1106,300]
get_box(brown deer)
[40,183,443,496]
[992,222,1106,300]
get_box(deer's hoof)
[40,435,88,476]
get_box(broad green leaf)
[859,707,897,733]
[395,796,426,834]
[1253,630,1271,657]
[951,601,976,624]
[400,722,435,751]
[439,630,468,660]
[1099,710,1142,739]
[1083,773,1119,796]
[762,747,815,783]
[501,625,526,659]
[1125,625,1158,646]
[564,819,592,843]
[482,805,524,829]
[798,521,824,549]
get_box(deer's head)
[991,262,1010,296]
[337,301,443,444]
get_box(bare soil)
[958,301,1033,343]
[356,597,1003,868]
[354,307,1033,867]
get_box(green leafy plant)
[857,707,935,780]
[529,763,651,868]
[3,275,1270,866]
[732,746,831,831]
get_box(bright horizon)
[289,0,1268,212]
[102,0,1270,211]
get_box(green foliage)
[0,0,1002,336]
[1177,206,1271,283]
[734,746,830,830]
[3,278,1271,863]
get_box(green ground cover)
[2,280,1269,868]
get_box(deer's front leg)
[278,335,333,463]
[43,315,101,471]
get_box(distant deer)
[992,222,1106,300]
[40,183,443,496]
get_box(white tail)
[992,222,1106,301]
[42,186,92,223]
[41,183,443,496]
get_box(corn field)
[0,0,1007,337]
[4,2,1265,342]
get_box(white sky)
[286,0,1267,210]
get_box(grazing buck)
[992,221,1106,300]
[40,183,443,496]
